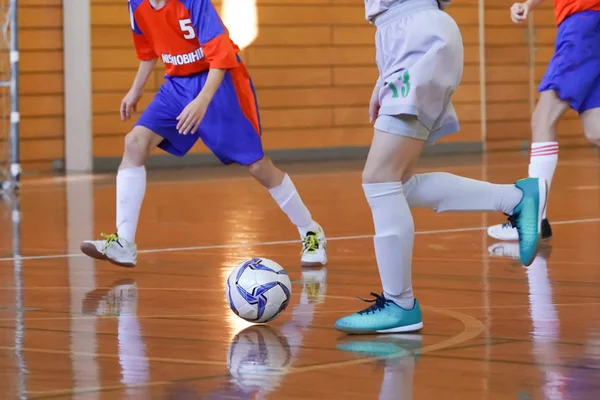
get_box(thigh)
[121,125,164,168]
[531,90,570,141]
[363,122,425,184]
[581,107,600,142]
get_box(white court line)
[0,217,599,263]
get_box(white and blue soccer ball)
[226,258,292,323]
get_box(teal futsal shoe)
[335,293,423,335]
[510,178,548,266]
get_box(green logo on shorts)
[388,70,411,98]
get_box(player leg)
[487,91,567,242]
[489,11,600,241]
[582,108,600,148]
[334,118,546,334]
[246,157,326,267]
[335,6,547,334]
[201,65,326,266]
[80,127,163,267]
[81,80,199,267]
[580,76,600,149]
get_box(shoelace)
[302,232,320,253]
[100,233,123,253]
[357,292,390,315]
[502,214,518,229]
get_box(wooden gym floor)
[1,147,600,399]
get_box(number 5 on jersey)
[179,19,196,39]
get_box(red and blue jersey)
[128,0,240,76]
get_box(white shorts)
[373,0,464,142]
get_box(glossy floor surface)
[1,148,600,399]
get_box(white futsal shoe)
[80,233,137,267]
[300,224,327,267]
[488,218,553,241]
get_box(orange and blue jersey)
[129,0,264,164]
[554,0,600,25]
[539,1,600,114]
[129,0,240,76]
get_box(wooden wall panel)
[484,4,531,145]
[90,0,482,160]
[0,1,64,170]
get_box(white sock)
[116,166,146,243]
[363,182,414,309]
[403,173,523,215]
[269,174,316,235]
[529,142,558,219]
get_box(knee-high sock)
[116,166,146,243]
[529,142,559,219]
[363,182,415,309]
[403,172,523,215]
[269,174,318,235]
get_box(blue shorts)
[539,10,600,114]
[136,63,264,165]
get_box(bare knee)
[531,91,570,142]
[248,156,285,189]
[122,130,153,168]
[362,130,423,184]
[362,165,402,184]
[584,128,600,147]
[582,109,600,148]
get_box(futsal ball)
[227,325,292,394]
[226,258,292,323]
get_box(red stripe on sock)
[531,144,559,152]
[531,150,559,157]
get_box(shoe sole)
[335,322,423,335]
[487,228,552,242]
[521,179,549,267]
[301,255,327,268]
[80,243,136,268]
[301,260,327,267]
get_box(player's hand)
[176,97,209,135]
[120,88,143,121]
[510,2,530,23]
[369,84,382,123]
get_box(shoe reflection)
[336,334,422,400]
[82,278,138,317]
[488,242,553,265]
[82,278,150,398]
